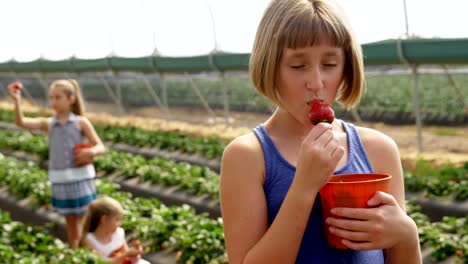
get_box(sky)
[0,0,467,62]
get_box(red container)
[319,173,392,249]
[74,144,96,165]
[74,143,95,153]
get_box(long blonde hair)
[249,0,365,109]
[50,79,86,115]
[80,197,123,246]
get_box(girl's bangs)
[278,7,349,49]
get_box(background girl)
[7,79,106,248]
[80,196,148,264]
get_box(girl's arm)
[110,242,143,264]
[221,123,343,264]
[83,237,141,264]
[6,83,48,132]
[326,128,421,264]
[367,132,421,264]
[78,116,106,155]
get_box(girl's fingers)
[341,240,376,251]
[307,122,332,141]
[326,217,368,232]
[330,207,376,221]
[329,226,370,242]
[367,191,397,207]
[317,129,334,146]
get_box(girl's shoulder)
[221,132,265,180]
[115,227,125,238]
[75,115,93,130]
[42,117,54,132]
[354,125,400,166]
[223,132,263,161]
[75,115,89,124]
[354,125,398,150]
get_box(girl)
[80,197,148,264]
[7,79,106,248]
[220,0,422,263]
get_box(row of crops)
[1,71,467,125]
[0,156,227,263]
[0,108,227,160]
[0,154,466,263]
[0,209,104,263]
[0,128,466,202]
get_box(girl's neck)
[92,226,113,244]
[266,108,311,139]
[55,111,71,122]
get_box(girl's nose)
[306,67,324,96]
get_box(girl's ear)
[68,94,76,104]
[99,214,108,225]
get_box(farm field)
[0,98,466,264]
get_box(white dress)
[87,227,150,264]
[87,227,126,257]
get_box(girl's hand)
[125,247,142,257]
[74,148,94,165]
[7,82,22,102]
[325,191,418,250]
[295,122,345,194]
[126,244,143,263]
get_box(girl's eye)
[290,65,305,69]
[323,63,337,67]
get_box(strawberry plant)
[407,202,468,263]
[0,210,104,263]
[96,125,227,160]
[0,130,221,199]
[0,156,228,263]
[404,160,467,201]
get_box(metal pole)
[160,73,168,108]
[0,83,8,98]
[220,72,230,124]
[185,72,217,118]
[442,65,467,113]
[115,74,122,109]
[139,74,171,118]
[403,0,410,37]
[411,65,423,152]
[206,1,218,52]
[96,72,126,115]
[34,72,50,104]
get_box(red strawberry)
[309,99,335,125]
[133,240,140,247]
[12,82,22,90]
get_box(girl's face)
[277,44,345,126]
[101,213,122,233]
[49,86,74,114]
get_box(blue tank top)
[253,120,384,264]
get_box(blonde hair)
[80,197,123,246]
[249,0,364,109]
[50,79,86,115]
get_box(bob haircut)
[249,0,364,109]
